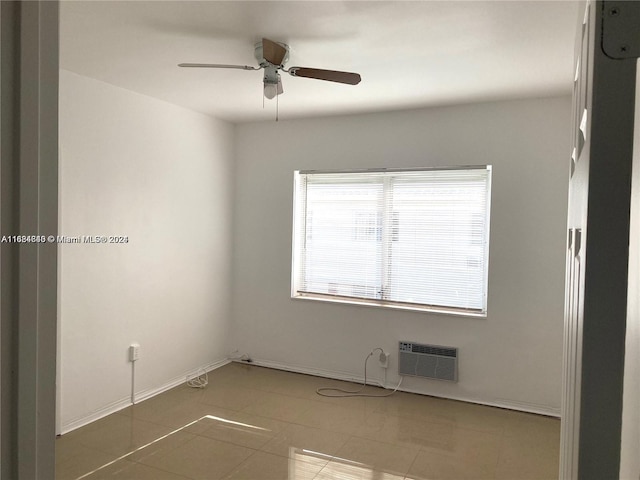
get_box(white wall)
[58,70,235,432]
[620,62,640,480]
[232,96,571,415]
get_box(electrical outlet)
[379,351,389,368]
[129,343,140,362]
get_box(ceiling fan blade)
[178,63,259,70]
[287,67,361,85]
[262,38,287,66]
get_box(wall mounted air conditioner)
[398,341,458,382]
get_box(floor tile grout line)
[404,447,421,480]
[71,415,226,480]
[219,447,263,480]
[129,460,197,480]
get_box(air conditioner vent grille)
[408,344,456,357]
[398,341,458,382]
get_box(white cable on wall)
[131,362,136,404]
[316,347,403,398]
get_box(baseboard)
[134,358,230,404]
[241,358,561,418]
[60,395,132,435]
[244,358,368,385]
[59,358,230,435]
[491,398,561,417]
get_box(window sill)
[291,293,487,318]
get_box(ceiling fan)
[178,38,361,100]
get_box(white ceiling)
[60,1,579,123]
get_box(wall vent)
[398,341,458,382]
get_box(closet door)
[560,2,638,479]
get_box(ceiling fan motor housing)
[263,67,280,85]
[255,41,287,92]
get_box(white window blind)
[292,166,492,315]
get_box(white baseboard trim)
[134,358,230,404]
[60,396,132,435]
[240,358,561,418]
[59,358,230,435]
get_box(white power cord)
[186,368,209,389]
[316,347,403,398]
[131,361,136,404]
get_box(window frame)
[291,165,492,317]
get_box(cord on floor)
[186,369,209,389]
[316,348,403,398]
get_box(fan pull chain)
[276,90,279,122]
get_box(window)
[291,166,492,316]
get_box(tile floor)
[56,363,560,480]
